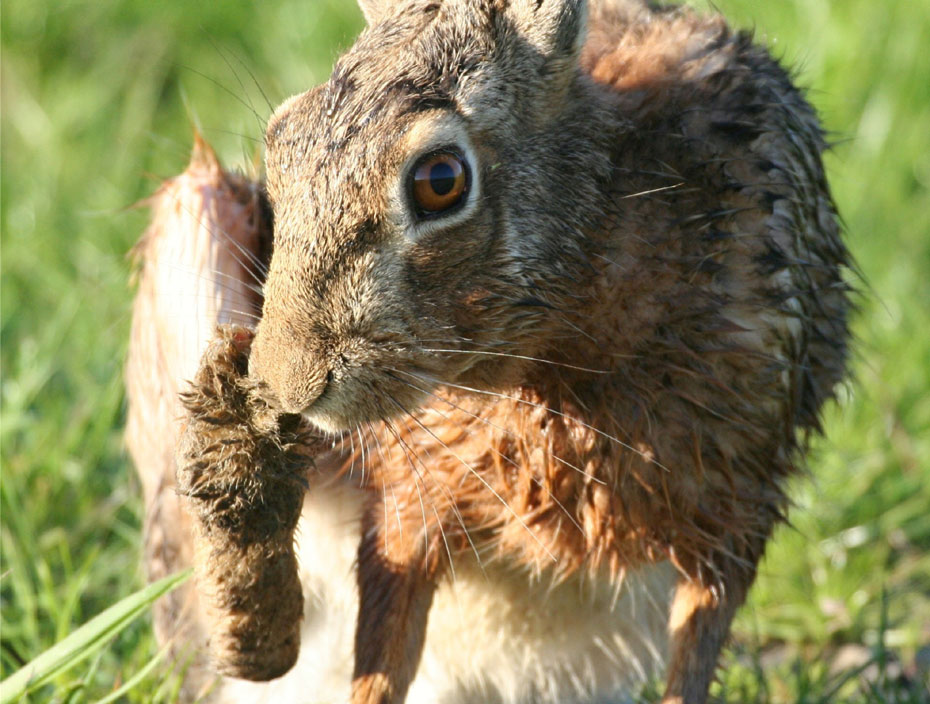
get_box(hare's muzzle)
[249,322,330,415]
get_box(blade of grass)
[95,641,172,704]
[0,569,191,703]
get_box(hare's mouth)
[298,365,436,434]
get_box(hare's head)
[251,0,612,432]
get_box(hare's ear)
[506,0,588,63]
[502,0,587,120]
[357,0,396,25]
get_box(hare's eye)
[410,152,468,216]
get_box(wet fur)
[128,1,850,702]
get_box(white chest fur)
[219,480,675,704]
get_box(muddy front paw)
[176,324,324,681]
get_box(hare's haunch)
[128,1,850,703]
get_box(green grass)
[0,570,190,704]
[1,0,928,701]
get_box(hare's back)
[583,3,850,434]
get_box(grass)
[1,0,928,701]
[0,570,190,704]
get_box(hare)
[127,0,851,703]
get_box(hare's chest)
[218,480,675,704]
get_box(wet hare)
[127,0,850,702]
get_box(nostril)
[249,331,328,414]
[264,367,327,415]
[259,370,329,415]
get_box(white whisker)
[397,369,671,474]
[384,393,558,564]
[390,400,486,574]
[619,182,684,200]
[162,184,268,287]
[388,370,606,487]
[382,419,445,570]
[420,348,610,374]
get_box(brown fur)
[176,324,325,680]
[250,1,849,700]
[128,1,850,702]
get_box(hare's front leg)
[662,578,746,704]
[351,505,441,704]
[661,530,772,704]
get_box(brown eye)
[411,152,468,216]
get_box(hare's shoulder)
[582,2,849,432]
[583,3,818,137]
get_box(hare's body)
[128,1,849,703]
[218,480,675,704]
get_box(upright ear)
[500,0,588,120]
[506,0,588,63]
[357,0,396,25]
[358,0,449,26]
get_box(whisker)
[201,127,263,144]
[619,182,684,200]
[397,369,671,474]
[358,423,371,488]
[381,419,448,572]
[384,392,558,564]
[218,308,261,322]
[368,423,403,553]
[389,374,590,537]
[420,348,610,374]
[220,38,275,115]
[555,315,599,345]
[390,413,466,580]
[346,424,358,482]
[177,55,264,131]
[204,33,272,125]
[391,402,486,573]
[207,267,265,299]
[158,182,269,287]
[214,223,269,282]
[149,259,263,305]
[388,370,606,486]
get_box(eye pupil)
[411,151,469,216]
[429,162,456,195]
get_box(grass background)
[1,0,928,701]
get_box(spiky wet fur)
[128,1,850,702]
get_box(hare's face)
[251,0,598,432]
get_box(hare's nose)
[249,325,330,414]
